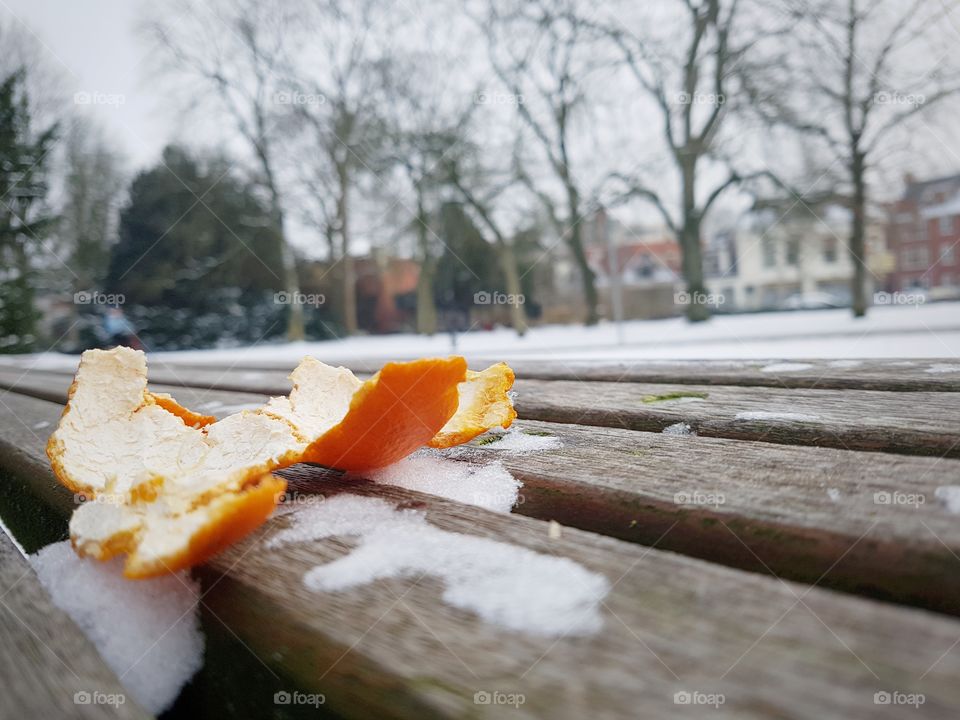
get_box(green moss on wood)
[641,391,709,404]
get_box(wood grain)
[4,392,960,717]
[7,356,955,391]
[502,358,960,392]
[0,529,150,719]
[451,419,960,616]
[7,356,960,391]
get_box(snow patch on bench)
[481,426,563,452]
[761,362,815,373]
[365,452,522,513]
[269,495,608,636]
[735,411,820,422]
[662,422,696,436]
[927,364,960,374]
[935,486,960,513]
[30,541,203,714]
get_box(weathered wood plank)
[503,358,960,391]
[5,365,959,458]
[512,379,960,458]
[6,355,960,391]
[4,392,960,718]
[0,527,151,719]
[452,419,960,616]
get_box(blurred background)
[2,0,960,361]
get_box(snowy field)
[6,301,960,371]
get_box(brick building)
[887,173,960,292]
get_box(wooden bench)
[1,356,960,718]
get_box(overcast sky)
[5,0,960,233]
[2,0,168,169]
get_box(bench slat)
[7,356,956,391]
[4,392,960,718]
[8,354,960,393]
[502,358,960,391]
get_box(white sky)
[2,0,167,169]
[4,0,960,250]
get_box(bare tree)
[147,0,305,339]
[442,137,529,336]
[278,0,395,336]
[60,119,126,293]
[592,0,779,322]
[750,0,960,316]
[481,0,611,325]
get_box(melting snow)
[927,364,960,374]
[761,362,815,373]
[364,452,522,513]
[30,541,203,714]
[828,360,863,369]
[735,411,820,422]
[480,426,562,452]
[935,486,960,513]
[269,495,608,636]
[662,422,696,436]
[827,488,841,501]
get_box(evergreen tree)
[432,201,501,324]
[0,69,58,353]
[106,145,290,349]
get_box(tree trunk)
[337,163,358,335]
[850,150,868,318]
[565,186,598,325]
[258,144,304,342]
[496,241,527,336]
[680,218,710,323]
[414,188,437,335]
[680,160,710,323]
[277,208,305,341]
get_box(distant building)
[580,209,683,319]
[707,201,891,311]
[300,254,420,334]
[887,173,960,295]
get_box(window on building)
[762,236,776,268]
[940,215,955,237]
[901,246,929,271]
[823,237,838,263]
[786,236,799,266]
[941,243,956,265]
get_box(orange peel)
[428,363,517,448]
[46,347,515,577]
[147,391,216,428]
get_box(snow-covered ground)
[7,302,960,370]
